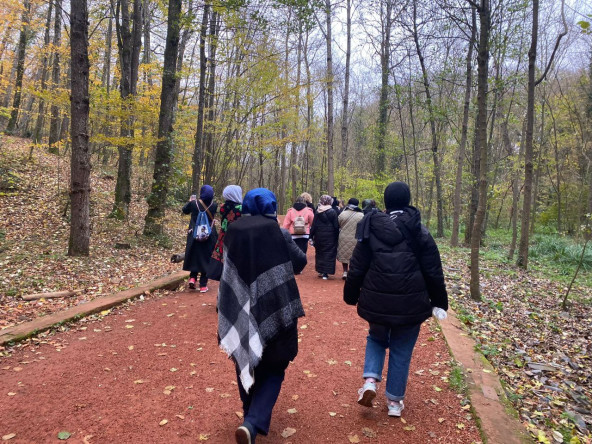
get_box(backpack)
[292,211,307,235]
[193,200,214,242]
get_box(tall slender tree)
[144,0,182,236]
[469,0,491,301]
[68,0,91,256]
[48,0,62,153]
[5,0,31,134]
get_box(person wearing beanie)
[343,181,448,418]
[337,198,363,279]
[361,198,377,215]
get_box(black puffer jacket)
[343,206,447,326]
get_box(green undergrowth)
[437,228,592,299]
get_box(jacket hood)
[356,206,421,246]
[292,202,306,211]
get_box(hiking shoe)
[235,422,255,444]
[199,286,209,293]
[322,274,328,280]
[188,278,196,289]
[318,273,324,278]
[357,380,376,407]
[387,400,404,417]
[342,272,347,280]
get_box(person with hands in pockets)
[343,181,448,418]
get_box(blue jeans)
[362,323,421,401]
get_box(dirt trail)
[0,250,481,443]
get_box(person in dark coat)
[182,185,218,292]
[331,196,341,215]
[362,199,378,215]
[218,188,306,444]
[310,194,339,279]
[344,181,448,418]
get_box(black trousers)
[293,237,308,255]
[189,272,208,287]
[235,358,290,436]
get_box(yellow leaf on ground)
[403,425,416,431]
[159,419,168,426]
[2,433,16,441]
[287,408,297,414]
[199,434,209,441]
[348,434,360,443]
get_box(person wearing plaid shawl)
[218,188,306,444]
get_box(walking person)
[217,188,306,444]
[343,181,448,417]
[337,198,363,279]
[283,195,314,255]
[208,185,243,281]
[182,185,218,292]
[310,195,339,280]
[300,192,315,213]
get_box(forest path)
[0,249,482,443]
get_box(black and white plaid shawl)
[218,215,305,392]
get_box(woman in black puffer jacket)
[343,181,448,418]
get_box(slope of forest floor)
[0,136,187,330]
[1,136,591,442]
[441,243,592,443]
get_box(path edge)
[437,308,533,444]
[0,270,189,346]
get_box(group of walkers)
[180,182,448,444]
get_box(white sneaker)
[357,381,376,407]
[387,400,404,417]
[342,272,347,280]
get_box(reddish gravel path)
[0,250,481,443]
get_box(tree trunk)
[142,0,152,86]
[191,1,210,192]
[325,0,334,196]
[451,5,476,247]
[508,119,526,260]
[376,0,392,174]
[469,0,491,301]
[291,28,303,204]
[101,16,113,165]
[144,0,181,236]
[68,0,91,256]
[412,0,443,237]
[111,0,142,219]
[32,0,54,146]
[517,0,539,268]
[5,0,31,135]
[339,0,351,195]
[203,10,219,185]
[48,0,62,153]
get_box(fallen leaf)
[344,361,352,366]
[133,379,146,384]
[403,425,416,431]
[300,325,308,329]
[292,395,299,401]
[7,392,16,396]
[327,359,337,365]
[362,427,377,438]
[205,387,214,392]
[438,418,445,423]
[125,325,134,329]
[57,431,71,440]
[287,408,297,414]
[2,434,16,441]
[433,385,442,392]
[235,412,243,419]
[176,415,185,420]
[551,430,563,443]
[281,427,297,438]
[170,368,178,372]
[348,434,360,443]
[13,367,22,372]
[329,412,337,417]
[220,393,231,398]
[199,434,209,441]
[456,423,465,429]
[128,346,134,350]
[159,419,168,426]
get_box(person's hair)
[348,197,359,207]
[300,192,312,203]
[296,195,306,204]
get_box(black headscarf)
[384,182,411,211]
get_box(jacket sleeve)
[182,201,193,215]
[418,227,448,310]
[309,215,317,239]
[332,211,340,237]
[282,209,293,230]
[281,228,307,274]
[343,240,372,305]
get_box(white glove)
[432,307,447,320]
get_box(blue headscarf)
[200,185,214,205]
[242,188,277,219]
